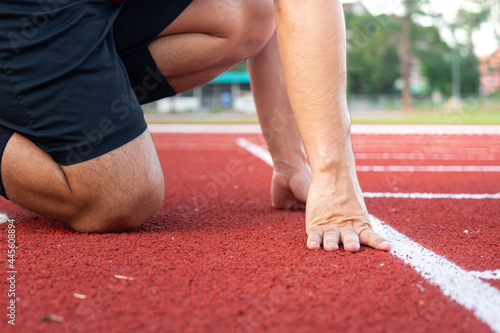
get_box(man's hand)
[271,165,311,210]
[271,0,392,252]
[305,170,392,252]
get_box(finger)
[323,229,341,251]
[340,229,360,253]
[307,228,324,249]
[359,229,392,251]
[291,201,306,210]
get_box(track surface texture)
[0,124,499,333]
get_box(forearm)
[273,0,352,174]
[248,32,307,172]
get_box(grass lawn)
[350,110,500,124]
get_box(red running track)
[0,130,499,332]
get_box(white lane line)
[237,135,500,331]
[236,138,274,166]
[364,192,500,199]
[154,143,236,150]
[149,124,500,135]
[370,215,500,333]
[353,140,500,146]
[357,165,500,172]
[352,124,500,135]
[237,136,500,331]
[355,153,500,161]
[470,270,500,280]
[0,213,9,224]
[237,138,500,200]
[149,124,263,134]
[237,138,500,174]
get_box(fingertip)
[307,228,324,250]
[307,240,320,250]
[359,230,392,252]
[344,242,360,253]
[378,241,392,251]
[324,242,339,252]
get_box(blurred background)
[144,0,500,125]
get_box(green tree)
[438,0,489,98]
[460,52,480,96]
[456,0,491,55]
[398,0,436,110]
[399,0,413,110]
[346,13,400,95]
[412,24,452,95]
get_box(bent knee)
[68,180,164,233]
[222,0,276,62]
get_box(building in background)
[342,0,370,15]
[157,72,254,113]
[478,50,500,95]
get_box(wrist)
[308,145,356,178]
[272,152,309,175]
[302,118,353,173]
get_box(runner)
[0,0,391,252]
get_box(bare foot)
[271,166,312,210]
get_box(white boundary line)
[235,138,273,165]
[352,124,500,135]
[363,192,500,199]
[237,139,500,167]
[149,124,262,134]
[236,138,500,200]
[370,215,500,333]
[357,165,500,172]
[470,270,500,280]
[237,136,500,332]
[148,124,500,135]
[355,153,500,161]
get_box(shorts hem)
[53,120,148,166]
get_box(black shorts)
[0,0,192,166]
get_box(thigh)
[60,130,163,208]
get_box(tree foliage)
[345,4,481,97]
[456,0,491,54]
[412,24,451,95]
[345,13,400,94]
